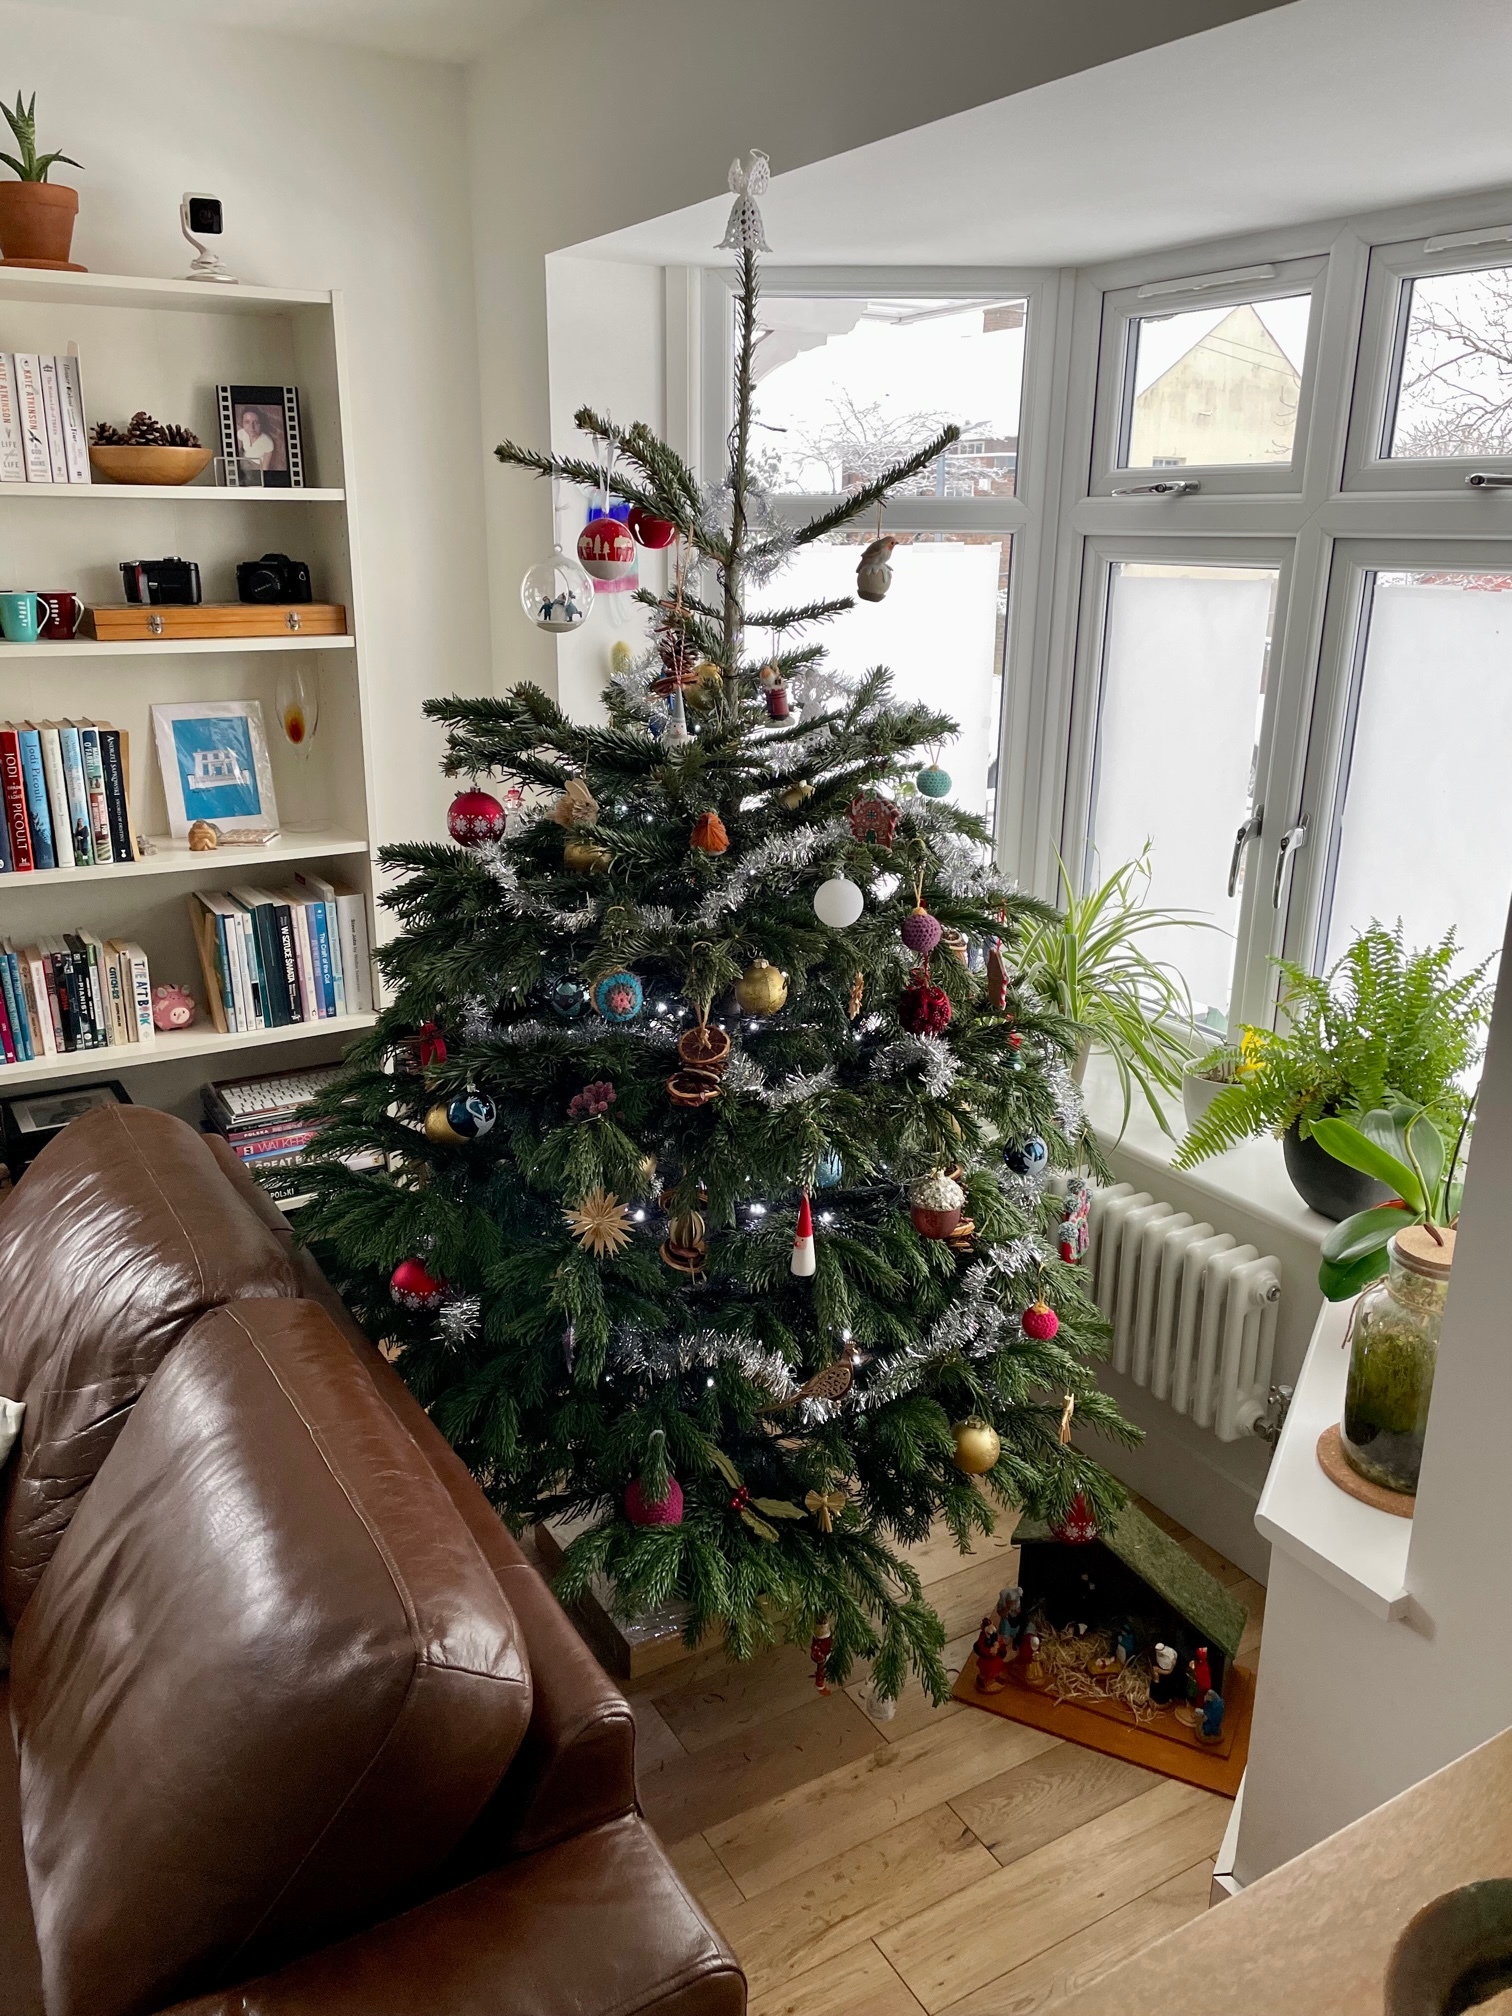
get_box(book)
[200,891,255,1030]
[107,940,154,1046]
[273,888,322,1020]
[56,725,93,866]
[101,941,130,1045]
[332,888,374,1015]
[228,887,295,1026]
[185,900,233,1035]
[0,982,15,1063]
[37,357,68,488]
[12,355,52,482]
[36,725,75,871]
[0,356,25,484]
[24,944,62,1053]
[11,944,55,1057]
[73,725,114,864]
[67,933,107,1048]
[16,727,56,870]
[0,952,30,1062]
[57,352,90,484]
[292,871,341,1015]
[0,730,34,871]
[95,726,137,862]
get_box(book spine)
[58,353,90,483]
[37,357,68,488]
[17,948,54,1057]
[0,778,11,873]
[66,939,99,1049]
[96,729,135,862]
[0,733,34,871]
[308,902,337,1016]
[77,728,113,862]
[254,906,292,1026]
[0,980,15,1063]
[0,953,28,1061]
[104,950,129,1045]
[273,904,302,1022]
[0,356,25,483]
[234,909,264,1029]
[216,917,243,1032]
[37,727,74,870]
[37,946,66,1051]
[57,726,93,866]
[286,903,318,1020]
[119,943,154,1046]
[218,911,249,1031]
[44,946,74,1051]
[335,893,374,1015]
[17,730,55,870]
[12,355,51,481]
[9,952,34,1060]
[68,936,104,1048]
[322,900,346,1015]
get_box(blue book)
[16,727,55,869]
[0,952,31,1060]
[304,899,337,1016]
[57,725,93,866]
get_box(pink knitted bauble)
[901,907,944,957]
[625,1476,685,1527]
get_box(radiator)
[1085,1183,1282,1442]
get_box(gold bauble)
[734,957,789,1015]
[424,1102,464,1146]
[779,781,814,810]
[951,1418,1001,1476]
[563,837,612,874]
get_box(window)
[1386,262,1512,459]
[1121,295,1311,470]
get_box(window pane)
[1089,562,1278,1029]
[1323,570,1512,972]
[1122,295,1311,468]
[1388,265,1512,458]
[760,534,1009,824]
[749,297,1025,496]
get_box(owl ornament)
[716,148,772,253]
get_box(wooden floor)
[628,1498,1265,2016]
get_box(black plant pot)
[1283,1124,1391,1222]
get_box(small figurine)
[855,534,896,603]
[1058,1177,1091,1264]
[1191,1646,1213,1701]
[1115,1623,1138,1669]
[1013,1627,1044,1687]
[974,1618,1006,1693]
[1149,1642,1182,1706]
[187,818,220,852]
[151,982,197,1031]
[1197,1689,1226,1743]
[995,1584,1025,1646]
[809,1617,834,1695]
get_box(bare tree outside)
[753,391,1013,497]
[1392,265,1512,457]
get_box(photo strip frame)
[216,384,304,488]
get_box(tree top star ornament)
[717,148,771,253]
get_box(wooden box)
[85,602,348,642]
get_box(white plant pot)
[1181,1070,1232,1131]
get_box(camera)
[236,553,313,605]
[121,558,202,606]
[181,190,235,284]
[186,195,222,236]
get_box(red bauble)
[1053,1492,1099,1545]
[625,1476,685,1527]
[577,516,637,580]
[628,505,677,548]
[899,966,952,1035]
[389,1257,448,1311]
[1022,1299,1060,1341]
[448,789,506,846]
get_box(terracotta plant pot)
[911,1205,962,1241]
[0,182,83,270]
[89,445,213,487]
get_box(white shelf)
[0,1011,377,1089]
[0,269,332,315]
[0,633,353,659]
[1254,1297,1412,1620]
[0,484,344,502]
[0,829,368,890]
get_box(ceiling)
[570,0,1512,270]
[44,0,550,62]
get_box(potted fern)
[0,93,83,271]
[1173,926,1491,1220]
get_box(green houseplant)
[1018,848,1207,1141]
[1173,926,1491,1218]
[0,93,83,271]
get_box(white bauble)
[813,875,864,928]
[521,547,594,633]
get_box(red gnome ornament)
[900,966,952,1035]
[791,1192,816,1277]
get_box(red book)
[0,730,33,872]
[0,983,15,1064]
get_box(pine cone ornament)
[899,966,952,1035]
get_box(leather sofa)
[0,1105,744,2016]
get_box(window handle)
[1110,479,1201,497]
[1272,814,1310,911]
[1228,806,1263,900]
[1466,471,1512,488]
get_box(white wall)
[1,2,491,850]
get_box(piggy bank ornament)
[151,982,197,1031]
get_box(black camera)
[120,558,201,606]
[236,553,313,605]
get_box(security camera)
[181,192,236,284]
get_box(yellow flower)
[1238,1026,1267,1078]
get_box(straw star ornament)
[563,1187,633,1259]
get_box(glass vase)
[1340,1225,1455,1496]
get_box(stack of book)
[0,936,153,1063]
[202,1062,382,1182]
[0,352,90,485]
[0,722,137,873]
[188,871,373,1035]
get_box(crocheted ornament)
[899,966,952,1035]
[593,972,644,1022]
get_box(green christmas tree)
[290,158,1135,1702]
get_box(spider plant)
[0,93,81,183]
[1018,848,1208,1141]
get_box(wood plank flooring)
[629,1495,1263,2016]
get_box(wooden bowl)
[89,445,213,487]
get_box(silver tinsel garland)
[436,1296,481,1346]
[690,820,846,928]
[764,1065,835,1109]
[607,1324,796,1403]
[872,1033,960,1097]
[854,1242,1045,1410]
[478,843,604,934]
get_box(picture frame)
[151,699,280,839]
[216,384,304,488]
[2,1081,131,1165]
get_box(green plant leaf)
[1309,1115,1424,1209]
[1320,1202,1416,1266]
[1319,1247,1391,1302]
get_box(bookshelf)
[0,267,379,1117]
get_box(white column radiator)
[1084,1182,1282,1442]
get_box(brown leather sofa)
[0,1106,744,2016]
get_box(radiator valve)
[1251,1383,1294,1450]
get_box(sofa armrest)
[160,1815,744,2016]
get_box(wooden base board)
[953,1655,1254,1798]
[532,1519,723,1683]
[1316,1423,1415,1518]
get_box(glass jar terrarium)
[1340,1223,1455,1495]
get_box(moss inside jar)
[1340,1223,1455,1496]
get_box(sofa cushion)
[0,1107,299,1626]
[0,1679,42,2016]
[9,1297,533,2016]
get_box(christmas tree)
[290,155,1135,1703]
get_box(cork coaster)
[1317,1423,1415,1519]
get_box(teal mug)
[0,592,43,644]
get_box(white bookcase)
[0,267,379,1120]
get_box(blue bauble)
[549,979,589,1021]
[916,764,952,798]
[816,1150,844,1189]
[594,971,645,1023]
[1003,1135,1048,1177]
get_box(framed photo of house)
[151,699,279,839]
[216,384,305,488]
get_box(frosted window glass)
[1123,296,1310,469]
[1090,563,1278,1028]
[1325,572,1512,971]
